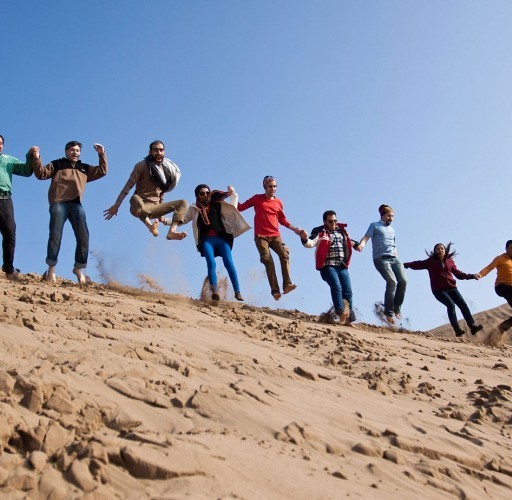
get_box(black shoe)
[211,293,220,302]
[234,292,244,301]
[470,324,483,335]
[454,328,465,337]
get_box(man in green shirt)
[0,134,35,278]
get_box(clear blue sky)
[2,0,510,330]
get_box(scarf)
[146,157,178,193]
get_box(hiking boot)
[470,324,483,335]
[234,292,244,301]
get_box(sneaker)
[283,284,297,295]
[454,328,465,337]
[470,324,483,335]
[211,293,220,302]
[234,292,244,301]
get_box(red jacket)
[404,257,475,291]
[302,223,354,270]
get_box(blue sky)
[2,0,511,330]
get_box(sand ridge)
[0,273,511,498]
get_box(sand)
[0,272,511,499]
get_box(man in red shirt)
[238,176,302,300]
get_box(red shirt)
[238,194,291,237]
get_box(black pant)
[432,288,474,331]
[495,284,512,308]
[0,198,16,274]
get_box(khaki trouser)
[255,235,292,294]
[129,195,188,224]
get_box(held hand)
[298,229,308,240]
[103,205,118,220]
[94,143,105,154]
[158,216,167,223]
[355,245,363,252]
[227,185,235,195]
[475,274,481,280]
[30,146,40,159]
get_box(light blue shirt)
[365,221,396,260]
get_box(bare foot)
[145,220,159,237]
[283,284,297,294]
[72,268,87,285]
[166,230,187,241]
[272,292,281,301]
[45,266,57,283]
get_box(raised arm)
[86,144,108,182]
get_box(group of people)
[1,135,511,336]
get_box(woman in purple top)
[404,242,482,337]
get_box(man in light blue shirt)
[356,204,407,324]
[0,134,35,278]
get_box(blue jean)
[47,201,89,269]
[433,288,474,330]
[320,265,353,314]
[373,256,407,316]
[202,236,240,293]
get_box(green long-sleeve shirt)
[0,152,33,193]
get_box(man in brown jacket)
[103,140,187,240]
[32,141,107,284]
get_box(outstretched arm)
[355,235,370,252]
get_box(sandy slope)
[0,273,511,499]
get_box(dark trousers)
[495,284,512,308]
[432,288,475,331]
[0,198,16,274]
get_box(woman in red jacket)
[404,243,482,337]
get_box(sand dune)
[0,273,511,499]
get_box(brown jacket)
[33,153,108,204]
[114,158,181,207]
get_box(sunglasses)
[198,190,210,196]
[326,219,337,223]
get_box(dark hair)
[427,242,457,262]
[506,240,512,249]
[0,134,4,144]
[194,184,210,198]
[323,210,336,221]
[149,140,165,150]
[65,141,82,150]
[379,204,393,216]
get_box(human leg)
[0,198,16,274]
[445,289,475,325]
[320,266,344,313]
[201,238,218,291]
[214,237,241,294]
[268,236,294,292]
[146,199,188,240]
[373,257,397,317]
[390,258,407,315]
[130,195,159,236]
[47,202,68,267]
[495,284,512,308]
[68,202,89,283]
[255,237,280,297]
[433,289,462,334]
